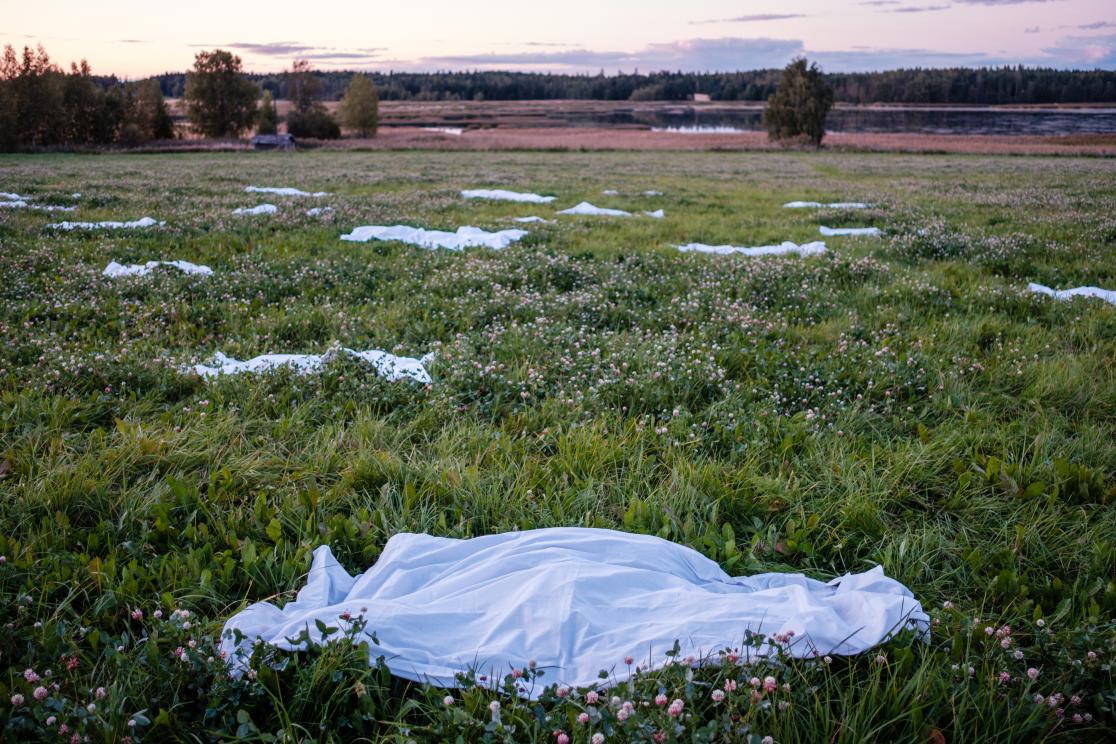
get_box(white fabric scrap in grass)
[677,241,827,257]
[422,127,463,136]
[245,186,329,197]
[1,192,31,201]
[103,260,213,278]
[819,226,881,237]
[513,216,550,223]
[233,204,278,216]
[189,348,431,384]
[558,202,632,217]
[0,195,76,211]
[644,209,665,219]
[1028,283,1116,306]
[220,528,927,697]
[461,189,555,204]
[784,201,869,209]
[47,217,163,230]
[341,225,527,251]
[306,207,334,217]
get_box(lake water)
[587,106,1116,136]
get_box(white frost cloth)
[1,192,31,201]
[306,207,334,217]
[189,348,431,384]
[513,216,550,223]
[784,201,868,209]
[1028,283,1116,306]
[103,260,213,278]
[819,226,881,237]
[220,528,927,696]
[233,204,278,216]
[677,241,827,257]
[341,225,527,251]
[462,189,555,204]
[558,202,632,217]
[47,217,163,230]
[0,201,75,211]
[246,186,328,197]
[645,209,665,219]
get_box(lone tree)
[256,90,278,135]
[285,59,340,139]
[763,58,833,148]
[339,74,379,137]
[184,50,258,138]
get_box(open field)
[1,150,1115,741]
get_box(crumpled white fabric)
[558,202,632,217]
[819,226,881,237]
[189,348,431,384]
[306,207,333,217]
[246,186,328,197]
[644,209,665,219]
[462,189,555,204]
[1,192,31,201]
[220,528,927,697]
[513,216,550,224]
[341,225,527,251]
[103,260,213,278]
[677,241,827,257]
[785,201,869,209]
[1028,283,1116,306]
[47,217,163,230]
[233,204,278,216]
[0,200,76,211]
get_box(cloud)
[1076,21,1116,30]
[691,14,809,25]
[421,37,807,73]
[1040,33,1116,67]
[1025,26,1041,33]
[225,41,317,56]
[889,5,951,12]
[952,0,1066,4]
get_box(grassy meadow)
[1,150,1115,742]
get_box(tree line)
[148,67,1116,105]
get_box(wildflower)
[556,733,570,744]
[353,681,367,698]
[1026,668,1039,681]
[1086,651,1097,662]
[23,669,40,683]
[823,655,833,665]
[998,672,1011,684]
[724,679,737,692]
[95,687,106,700]
[655,693,668,706]
[653,731,667,743]
[443,695,454,706]
[778,701,791,711]
[711,689,725,702]
[592,734,605,744]
[577,712,589,724]
[512,668,523,679]
[1013,650,1024,660]
[46,716,56,726]
[153,610,163,619]
[763,676,777,692]
[489,701,500,713]
[1072,714,1083,724]
[667,699,684,717]
[10,694,24,707]
[750,676,761,688]
[557,686,570,698]
[33,686,48,700]
[623,655,634,665]
[131,609,143,621]
[762,738,775,744]
[586,690,599,704]
[128,719,137,728]
[1070,695,1082,706]
[1000,638,1011,649]
[942,601,952,609]
[617,707,630,722]
[1036,619,1045,628]
[1033,694,1044,705]
[528,659,537,669]
[86,703,96,713]
[875,654,887,665]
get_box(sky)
[4,0,1116,78]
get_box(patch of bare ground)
[308,127,1116,156]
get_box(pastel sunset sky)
[5,0,1115,78]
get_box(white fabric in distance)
[678,241,827,257]
[233,204,278,216]
[513,216,550,223]
[190,348,431,384]
[341,225,527,251]
[47,217,163,230]
[558,202,632,217]
[245,186,328,197]
[645,209,665,219]
[1028,283,1116,306]
[462,189,555,204]
[1,191,31,201]
[819,226,881,237]
[784,201,868,209]
[0,201,76,212]
[220,528,927,697]
[306,207,333,217]
[103,260,213,278]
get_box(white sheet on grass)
[422,127,464,136]
[678,241,828,257]
[103,260,213,278]
[47,217,163,230]
[645,209,665,219]
[189,348,431,384]
[245,186,329,197]
[558,202,632,217]
[306,207,334,217]
[341,225,527,251]
[462,189,555,204]
[1,192,31,201]
[784,201,869,209]
[220,528,927,697]
[819,226,881,237]
[233,204,278,216]
[513,216,550,223]
[1028,283,1116,306]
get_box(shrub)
[339,74,379,137]
[763,58,833,148]
[287,108,341,139]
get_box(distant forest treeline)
[129,68,1116,104]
